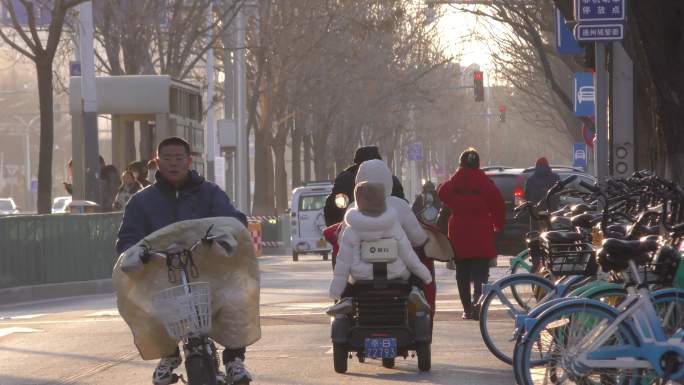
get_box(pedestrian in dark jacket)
[115,136,251,385]
[323,145,405,226]
[524,157,561,211]
[437,148,506,320]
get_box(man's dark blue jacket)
[116,170,247,254]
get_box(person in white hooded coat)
[354,159,430,248]
[328,180,432,314]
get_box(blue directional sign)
[556,8,583,54]
[69,61,81,77]
[573,143,588,170]
[575,23,624,42]
[575,0,625,23]
[407,142,423,161]
[574,72,595,117]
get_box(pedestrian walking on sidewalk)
[437,148,505,320]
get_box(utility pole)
[235,3,249,213]
[206,1,217,182]
[594,43,608,180]
[78,1,100,204]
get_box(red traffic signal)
[498,105,506,122]
[473,71,484,102]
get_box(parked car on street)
[0,198,19,215]
[485,166,596,255]
[290,181,333,261]
[52,196,72,214]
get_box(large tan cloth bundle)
[113,217,261,360]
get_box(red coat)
[437,167,506,260]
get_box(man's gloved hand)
[209,236,238,258]
[120,245,147,273]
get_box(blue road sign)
[573,143,588,170]
[556,8,583,54]
[407,142,423,161]
[574,72,595,117]
[575,23,624,42]
[69,62,81,77]
[575,0,625,22]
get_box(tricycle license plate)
[364,337,397,358]
[316,239,327,248]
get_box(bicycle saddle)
[605,224,628,238]
[598,236,659,271]
[550,216,573,229]
[570,213,601,229]
[630,224,661,236]
[570,203,598,215]
[541,231,583,243]
[550,205,570,217]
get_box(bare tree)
[0,0,86,213]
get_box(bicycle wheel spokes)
[520,303,639,385]
[480,276,554,364]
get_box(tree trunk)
[272,138,288,213]
[291,111,303,188]
[303,129,312,182]
[36,58,54,214]
[252,127,275,215]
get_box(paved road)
[0,254,515,385]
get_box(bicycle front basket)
[152,282,211,340]
[542,241,596,276]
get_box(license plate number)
[364,337,397,358]
[316,239,327,248]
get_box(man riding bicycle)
[116,136,252,385]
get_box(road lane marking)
[85,310,120,317]
[0,327,43,338]
[0,313,47,320]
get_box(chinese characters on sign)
[573,0,625,42]
[575,0,625,22]
[576,24,624,41]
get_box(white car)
[0,198,19,215]
[52,196,72,214]
[290,182,333,261]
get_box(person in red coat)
[437,148,506,320]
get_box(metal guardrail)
[0,213,122,289]
[0,212,293,290]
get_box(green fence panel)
[0,213,122,289]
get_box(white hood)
[356,159,393,198]
[344,207,397,233]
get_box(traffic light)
[474,71,484,102]
[498,105,506,122]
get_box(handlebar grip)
[579,180,599,192]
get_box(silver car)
[0,198,19,215]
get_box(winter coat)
[437,167,506,260]
[524,164,561,210]
[116,170,247,254]
[329,206,433,299]
[354,159,428,247]
[324,164,405,226]
[114,182,143,211]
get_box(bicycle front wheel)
[514,301,640,385]
[479,274,555,364]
